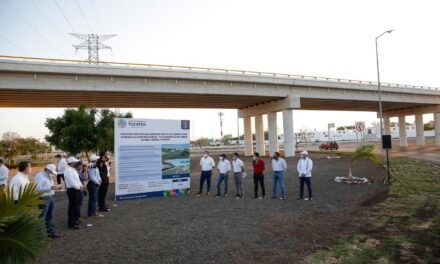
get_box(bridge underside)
[0,89,431,111]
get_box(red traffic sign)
[355,121,365,133]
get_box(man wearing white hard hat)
[35,164,61,238]
[297,150,314,201]
[64,157,83,229]
[87,154,101,218]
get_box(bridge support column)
[255,114,265,156]
[244,116,253,156]
[398,115,408,147]
[384,117,391,135]
[283,109,295,157]
[415,114,425,147]
[268,112,279,156]
[434,112,440,147]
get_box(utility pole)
[70,33,116,63]
[218,111,224,140]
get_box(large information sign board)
[114,118,190,201]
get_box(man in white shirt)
[87,154,101,217]
[0,158,9,189]
[197,151,215,196]
[35,164,61,238]
[64,157,83,229]
[232,152,245,199]
[215,153,231,197]
[56,153,68,187]
[9,161,31,202]
[297,150,314,201]
[271,152,287,200]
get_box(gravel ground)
[36,154,387,264]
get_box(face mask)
[273,156,278,160]
[252,156,256,160]
[203,154,208,158]
[219,157,223,160]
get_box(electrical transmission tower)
[219,111,224,138]
[70,33,116,63]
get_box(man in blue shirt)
[87,154,101,217]
[75,161,88,222]
[35,164,61,238]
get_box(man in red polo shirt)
[252,152,266,199]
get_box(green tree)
[191,137,209,147]
[45,105,132,157]
[220,134,233,145]
[348,144,379,180]
[0,183,47,264]
[1,132,20,141]
[0,140,19,166]
[424,120,434,131]
[17,138,49,155]
[45,105,97,159]
[95,109,132,153]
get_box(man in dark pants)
[297,150,314,201]
[56,153,67,188]
[196,151,215,196]
[97,150,110,212]
[64,157,83,229]
[252,152,266,199]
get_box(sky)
[0,0,439,140]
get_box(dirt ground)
[34,154,387,264]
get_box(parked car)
[319,141,339,150]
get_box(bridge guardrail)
[0,55,438,91]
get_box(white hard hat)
[300,150,309,155]
[89,154,99,162]
[45,164,57,175]
[67,157,79,164]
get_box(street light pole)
[375,29,394,185]
[375,30,394,145]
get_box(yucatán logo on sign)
[128,120,147,128]
[117,119,127,128]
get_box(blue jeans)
[38,196,55,235]
[272,171,285,197]
[199,170,212,193]
[87,182,99,217]
[299,177,312,199]
[216,173,228,195]
[234,172,243,196]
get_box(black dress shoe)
[68,226,79,230]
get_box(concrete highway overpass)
[0,55,439,156]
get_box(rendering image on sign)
[114,118,190,201]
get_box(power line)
[88,0,106,33]
[30,0,72,45]
[74,0,94,33]
[0,34,30,56]
[3,0,65,57]
[53,0,77,34]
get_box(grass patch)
[307,156,440,263]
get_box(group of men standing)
[197,150,314,200]
[1,150,112,238]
